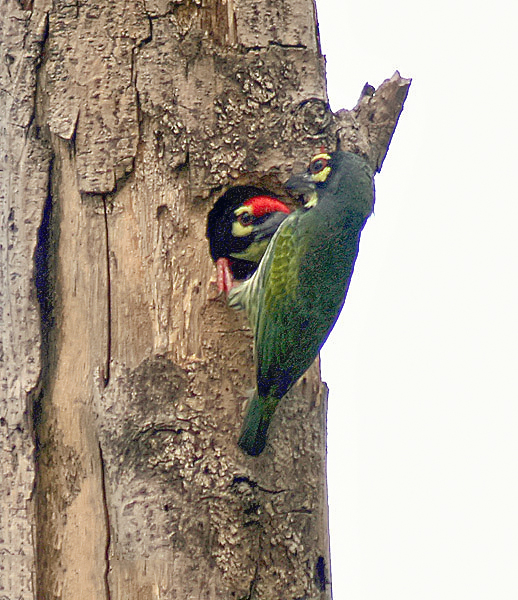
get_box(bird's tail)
[238,392,271,456]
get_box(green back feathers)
[263,221,307,310]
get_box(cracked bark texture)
[0,0,410,599]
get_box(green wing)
[227,211,303,332]
[230,207,352,403]
[254,213,333,402]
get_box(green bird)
[228,150,375,455]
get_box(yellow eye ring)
[309,159,328,174]
[308,153,332,182]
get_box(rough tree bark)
[0,1,410,599]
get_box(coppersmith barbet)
[228,151,375,455]
[206,187,291,293]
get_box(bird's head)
[285,152,332,208]
[229,195,291,261]
[286,151,375,217]
[207,186,291,270]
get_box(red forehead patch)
[244,196,291,217]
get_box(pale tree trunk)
[0,1,410,599]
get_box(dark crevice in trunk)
[102,194,112,387]
[99,443,112,600]
[33,155,56,450]
[32,155,60,600]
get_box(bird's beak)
[285,172,315,195]
[285,172,317,207]
[252,212,289,241]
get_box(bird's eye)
[309,157,328,174]
[238,212,254,226]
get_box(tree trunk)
[0,1,410,599]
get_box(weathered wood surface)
[0,0,410,598]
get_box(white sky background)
[316,1,518,599]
